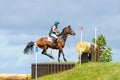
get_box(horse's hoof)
[58,59,60,62]
[50,56,54,59]
[64,59,67,62]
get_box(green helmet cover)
[54,21,60,25]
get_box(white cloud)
[0,35,8,46]
[0,45,34,73]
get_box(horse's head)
[64,25,76,36]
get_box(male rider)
[49,21,60,46]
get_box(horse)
[24,25,76,62]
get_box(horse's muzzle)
[72,32,76,36]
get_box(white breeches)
[50,33,58,39]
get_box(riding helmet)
[54,21,60,25]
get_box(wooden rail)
[31,63,75,79]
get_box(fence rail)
[31,63,75,79]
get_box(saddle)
[47,36,58,47]
[47,36,57,43]
[47,36,53,42]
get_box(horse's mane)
[58,27,67,36]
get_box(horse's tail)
[24,41,35,54]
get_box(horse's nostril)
[72,33,76,36]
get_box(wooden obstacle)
[81,45,101,63]
[77,41,101,63]
[90,44,101,62]
[31,63,75,79]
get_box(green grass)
[33,62,120,80]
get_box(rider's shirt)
[49,25,58,36]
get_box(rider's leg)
[51,34,58,46]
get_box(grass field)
[34,62,120,80]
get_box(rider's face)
[55,24,59,27]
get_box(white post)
[79,27,83,68]
[94,27,97,62]
[50,49,53,62]
[35,46,38,79]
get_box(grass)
[33,62,120,80]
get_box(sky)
[0,0,120,74]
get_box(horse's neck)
[59,32,68,42]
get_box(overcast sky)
[0,0,120,74]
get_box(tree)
[92,34,112,62]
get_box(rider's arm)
[52,26,58,33]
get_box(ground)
[0,74,31,80]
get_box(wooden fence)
[31,63,75,79]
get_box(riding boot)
[53,38,57,47]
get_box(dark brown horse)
[24,25,76,62]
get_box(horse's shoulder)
[58,37,64,42]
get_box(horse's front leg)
[60,49,67,62]
[58,50,61,62]
[62,51,67,62]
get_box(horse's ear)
[68,25,71,28]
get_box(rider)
[49,21,60,46]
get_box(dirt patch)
[0,74,31,80]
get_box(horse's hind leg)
[41,48,54,59]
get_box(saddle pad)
[47,36,53,42]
